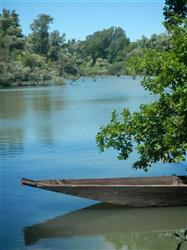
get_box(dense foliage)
[96,0,187,170]
[163,0,187,24]
[0,9,170,87]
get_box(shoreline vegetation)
[0,9,170,88]
[0,75,133,89]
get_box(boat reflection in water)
[24,203,187,250]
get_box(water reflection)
[0,127,25,156]
[31,90,65,112]
[0,90,26,118]
[0,87,65,156]
[24,203,187,249]
[35,126,54,146]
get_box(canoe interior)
[22,175,187,187]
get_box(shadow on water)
[24,203,187,250]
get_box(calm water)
[0,76,186,250]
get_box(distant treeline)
[0,9,170,87]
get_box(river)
[1,76,186,250]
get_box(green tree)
[148,33,170,51]
[48,30,65,61]
[83,27,130,64]
[30,14,53,55]
[107,27,130,63]
[0,9,25,86]
[66,39,85,66]
[0,9,24,60]
[108,61,124,75]
[163,0,187,24]
[93,58,110,75]
[135,33,170,51]
[96,2,187,170]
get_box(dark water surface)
[1,76,186,250]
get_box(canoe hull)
[21,176,187,207]
[41,185,187,207]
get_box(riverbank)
[0,79,64,89]
[0,74,128,88]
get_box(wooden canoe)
[21,175,187,207]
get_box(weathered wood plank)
[21,176,187,207]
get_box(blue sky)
[2,0,166,41]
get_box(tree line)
[0,9,170,87]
